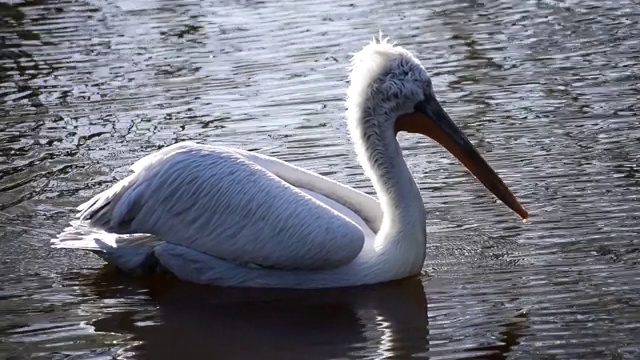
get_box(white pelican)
[52,37,528,289]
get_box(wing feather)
[78,142,366,271]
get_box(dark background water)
[1,0,639,358]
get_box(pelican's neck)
[363,131,421,225]
[348,106,427,257]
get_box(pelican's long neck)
[347,102,427,261]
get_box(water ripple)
[1,0,640,359]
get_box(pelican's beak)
[395,95,528,220]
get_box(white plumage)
[52,36,527,289]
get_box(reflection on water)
[86,271,432,359]
[1,0,640,358]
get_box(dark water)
[1,0,640,358]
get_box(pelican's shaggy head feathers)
[345,35,433,132]
[344,35,434,183]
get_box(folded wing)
[76,142,366,271]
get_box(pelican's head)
[346,36,528,220]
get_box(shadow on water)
[66,268,527,359]
[81,270,431,359]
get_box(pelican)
[52,37,528,289]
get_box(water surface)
[1,0,640,358]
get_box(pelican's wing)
[227,148,382,234]
[72,142,380,271]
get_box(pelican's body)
[53,37,527,289]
